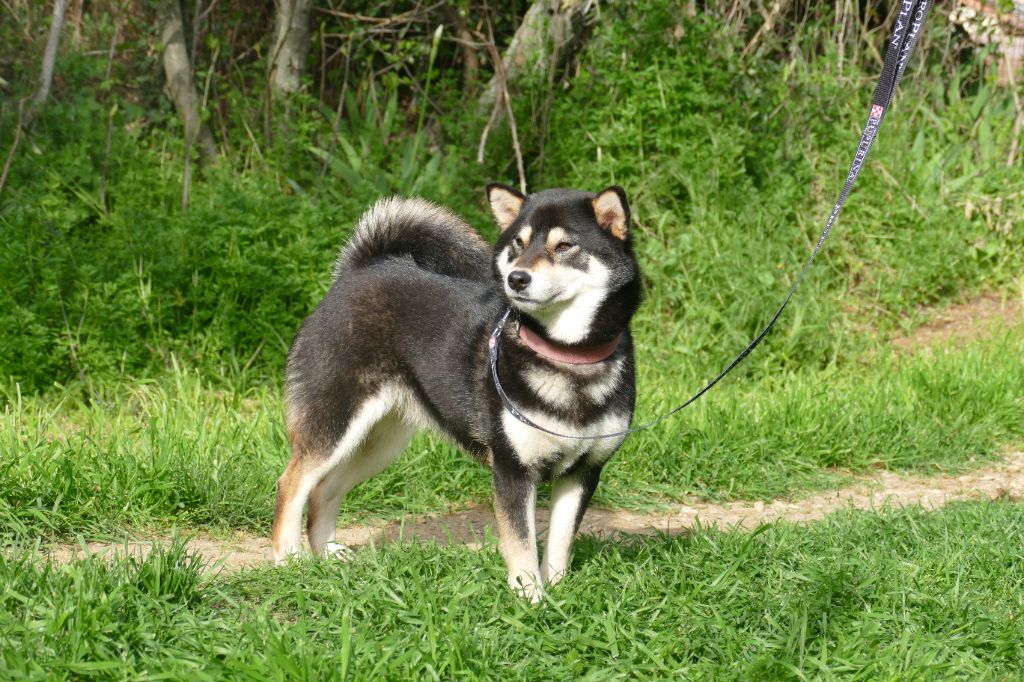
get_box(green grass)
[3,501,1022,679]
[2,3,1023,675]
[615,311,1024,504]
[3,319,1021,541]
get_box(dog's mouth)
[508,292,555,308]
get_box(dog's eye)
[555,241,576,253]
[513,237,524,249]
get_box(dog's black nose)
[507,270,532,292]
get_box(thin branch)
[183,0,204,210]
[99,103,117,216]
[0,98,26,198]
[476,88,503,164]
[197,0,220,23]
[442,2,479,89]
[1006,52,1022,168]
[102,8,121,83]
[312,3,441,26]
[319,20,326,108]
[742,0,789,58]
[201,43,219,113]
[316,34,355,184]
[400,61,445,117]
[484,12,526,193]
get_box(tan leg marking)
[494,484,542,602]
[272,387,413,563]
[271,457,313,563]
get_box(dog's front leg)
[542,467,601,586]
[492,459,542,601]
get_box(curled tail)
[334,197,492,281]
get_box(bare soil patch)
[30,451,1024,571]
[891,292,1021,352]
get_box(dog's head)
[487,184,642,345]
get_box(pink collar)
[518,324,622,365]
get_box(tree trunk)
[159,0,217,162]
[270,0,312,95]
[478,0,595,112]
[28,0,69,122]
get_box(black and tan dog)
[273,184,641,600]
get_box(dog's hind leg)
[272,454,319,563]
[272,389,404,564]
[307,412,414,557]
[541,467,601,586]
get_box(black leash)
[489,0,933,441]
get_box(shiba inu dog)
[273,184,641,600]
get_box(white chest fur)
[501,408,629,476]
[523,358,625,409]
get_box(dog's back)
[285,196,499,449]
[275,197,502,562]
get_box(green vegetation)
[2,0,1022,677]
[4,502,1022,678]
[2,4,1021,395]
[3,323,1022,541]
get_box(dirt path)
[33,451,1023,571]
[891,292,1021,351]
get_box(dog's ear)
[486,183,525,232]
[592,186,630,241]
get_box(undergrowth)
[1,3,1021,395]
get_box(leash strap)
[490,0,933,440]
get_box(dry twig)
[0,98,26,197]
[316,35,356,185]
[742,0,790,57]
[476,87,503,164]
[479,12,526,193]
[313,3,441,26]
[1006,52,1023,168]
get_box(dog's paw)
[323,541,355,561]
[271,545,301,566]
[508,574,545,603]
[519,583,544,604]
[540,565,568,587]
